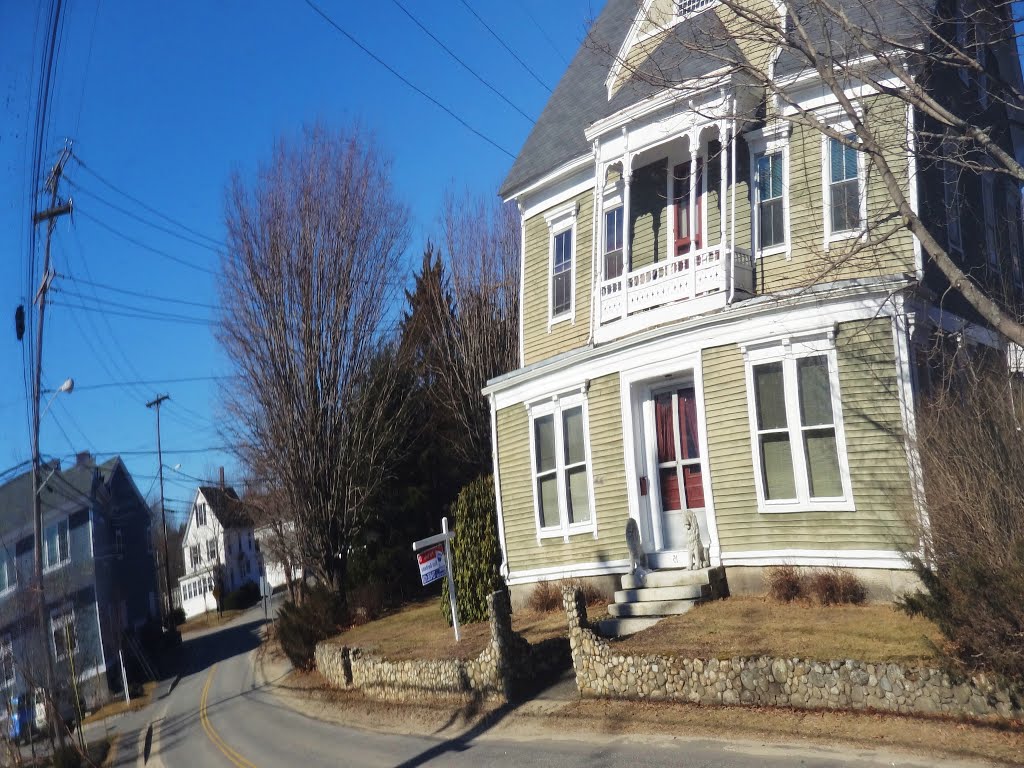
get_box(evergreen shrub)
[276,585,347,670]
[441,475,505,625]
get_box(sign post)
[412,517,460,642]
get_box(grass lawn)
[177,608,245,635]
[81,682,157,726]
[329,598,599,661]
[612,596,945,664]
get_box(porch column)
[622,167,632,321]
[689,134,699,299]
[719,121,728,248]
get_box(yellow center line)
[200,664,259,768]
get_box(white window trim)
[42,518,70,574]
[51,605,77,661]
[821,127,867,248]
[749,132,791,260]
[942,141,964,255]
[0,553,15,597]
[545,202,579,328]
[0,635,13,690]
[742,334,855,514]
[526,388,598,542]
[601,191,625,281]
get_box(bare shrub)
[526,578,604,613]
[900,367,1024,681]
[766,565,805,602]
[809,569,867,606]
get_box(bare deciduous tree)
[219,124,412,602]
[592,0,1024,345]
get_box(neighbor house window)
[189,544,201,569]
[827,135,862,236]
[206,539,217,561]
[943,141,963,253]
[530,393,594,539]
[676,0,717,20]
[51,607,76,660]
[545,202,578,324]
[0,552,15,595]
[196,503,207,527]
[603,205,624,279]
[43,519,69,571]
[745,338,853,512]
[755,150,786,252]
[0,636,13,689]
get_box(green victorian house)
[483,0,1024,615]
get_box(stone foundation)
[723,565,922,602]
[563,586,1023,720]
[315,590,569,702]
[508,574,619,611]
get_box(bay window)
[745,338,853,512]
[530,392,595,539]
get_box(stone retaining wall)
[315,590,568,702]
[562,586,1023,720]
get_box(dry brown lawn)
[612,596,945,664]
[177,608,245,635]
[329,598,598,661]
[82,681,157,725]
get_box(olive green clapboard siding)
[630,159,669,270]
[761,97,915,293]
[522,191,594,366]
[702,318,915,553]
[497,373,630,573]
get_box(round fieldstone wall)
[562,586,1023,720]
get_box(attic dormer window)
[676,0,717,20]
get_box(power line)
[66,178,225,252]
[73,208,218,275]
[519,0,570,66]
[50,300,212,326]
[390,0,533,123]
[62,375,232,392]
[57,273,219,310]
[456,0,552,93]
[302,0,516,159]
[70,154,223,246]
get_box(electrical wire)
[456,0,552,93]
[65,375,232,392]
[50,300,212,326]
[52,288,214,321]
[390,0,533,122]
[519,0,570,66]
[56,273,219,310]
[302,0,516,159]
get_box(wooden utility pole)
[146,394,173,625]
[30,147,71,751]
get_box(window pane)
[761,433,797,500]
[58,522,68,561]
[537,475,559,529]
[797,356,834,426]
[553,271,571,315]
[683,465,705,509]
[45,526,58,567]
[830,137,857,183]
[655,394,676,463]
[760,198,784,248]
[554,230,572,270]
[805,429,843,498]
[0,561,7,592]
[678,388,700,459]
[831,179,859,233]
[753,362,787,430]
[563,407,585,465]
[659,467,681,512]
[534,415,555,473]
[603,249,623,279]
[757,155,772,199]
[566,466,590,524]
[605,207,623,253]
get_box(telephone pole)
[30,147,72,751]
[146,394,173,626]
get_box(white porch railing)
[599,245,753,324]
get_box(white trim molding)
[545,201,580,329]
[721,548,910,569]
[506,558,632,586]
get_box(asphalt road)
[100,602,974,768]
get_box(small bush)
[276,585,347,670]
[169,607,186,627]
[809,569,867,606]
[766,565,805,602]
[441,475,506,625]
[527,578,604,612]
[347,582,387,625]
[51,746,82,768]
[223,581,260,611]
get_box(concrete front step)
[620,565,726,591]
[613,584,708,603]
[608,599,701,618]
[594,617,663,637]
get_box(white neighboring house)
[254,522,302,592]
[178,486,261,619]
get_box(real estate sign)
[416,543,446,586]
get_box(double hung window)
[189,544,201,569]
[755,151,786,252]
[51,607,77,660]
[545,202,578,324]
[196,503,207,527]
[0,552,15,595]
[746,339,852,512]
[603,205,624,279]
[828,135,862,236]
[43,519,69,571]
[0,636,13,689]
[531,393,594,538]
[207,539,217,561]
[673,160,703,254]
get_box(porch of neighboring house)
[593,121,754,341]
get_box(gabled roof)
[500,0,742,200]
[0,456,124,540]
[197,485,253,529]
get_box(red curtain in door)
[678,388,705,509]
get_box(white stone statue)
[625,519,650,582]
[685,508,709,571]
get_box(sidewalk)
[253,638,1024,766]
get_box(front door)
[649,386,705,551]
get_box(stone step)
[620,565,726,590]
[593,617,663,637]
[607,599,701,618]
[613,584,708,603]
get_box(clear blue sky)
[1,0,603,520]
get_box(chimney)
[219,466,225,489]
[75,451,94,468]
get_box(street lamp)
[40,378,74,420]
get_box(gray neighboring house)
[0,454,159,721]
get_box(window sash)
[604,206,624,279]
[51,610,76,659]
[44,520,69,569]
[207,540,217,560]
[0,638,13,688]
[531,399,592,536]
[827,136,861,236]
[551,229,573,317]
